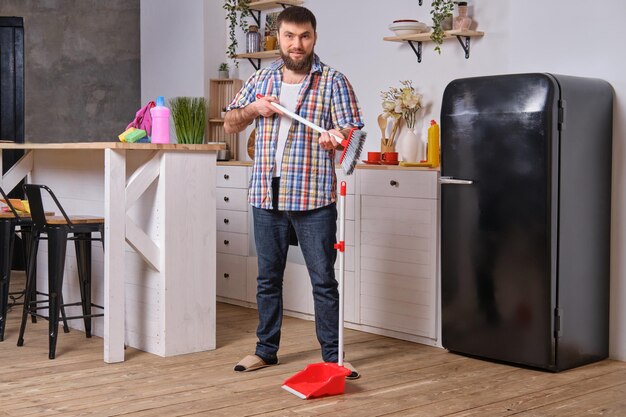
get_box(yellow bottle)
[427,120,440,168]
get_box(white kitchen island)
[0,142,224,363]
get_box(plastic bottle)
[427,120,440,167]
[150,96,170,144]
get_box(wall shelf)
[383,29,484,63]
[248,0,303,26]
[234,50,280,70]
[249,0,302,11]
[208,78,243,159]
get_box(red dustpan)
[282,181,351,399]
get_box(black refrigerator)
[440,73,613,371]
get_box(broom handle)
[338,182,346,367]
[256,94,346,145]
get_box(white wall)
[140,0,207,143]
[142,0,626,360]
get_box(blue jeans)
[252,202,339,363]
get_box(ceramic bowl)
[389,21,430,36]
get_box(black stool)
[18,184,104,359]
[0,186,54,341]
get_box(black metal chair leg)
[17,232,40,347]
[21,227,38,324]
[47,227,68,360]
[0,220,16,342]
[75,232,93,338]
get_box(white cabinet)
[215,163,440,345]
[216,164,250,301]
[358,168,439,341]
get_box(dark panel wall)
[0,17,24,143]
[0,0,140,142]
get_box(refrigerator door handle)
[439,176,474,185]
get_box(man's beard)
[280,47,314,72]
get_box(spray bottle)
[427,120,440,168]
[150,96,170,144]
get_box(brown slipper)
[234,354,279,372]
[343,361,361,380]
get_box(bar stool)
[0,186,61,341]
[17,184,105,359]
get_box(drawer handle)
[224,218,230,224]
[224,273,230,279]
[390,180,398,187]
[224,174,230,180]
[224,240,230,245]
[224,196,230,202]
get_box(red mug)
[382,152,398,163]
[367,151,381,163]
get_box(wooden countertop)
[0,141,226,151]
[355,163,440,171]
[217,160,439,171]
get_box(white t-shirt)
[274,82,302,177]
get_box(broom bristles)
[340,129,367,175]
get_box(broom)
[256,94,366,175]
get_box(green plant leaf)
[169,97,208,144]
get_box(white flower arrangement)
[380,80,423,147]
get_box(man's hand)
[224,95,283,134]
[252,95,283,118]
[319,129,344,151]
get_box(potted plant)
[218,62,229,79]
[430,0,455,54]
[223,0,251,68]
[169,97,208,144]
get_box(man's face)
[278,21,316,72]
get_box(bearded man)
[224,5,363,379]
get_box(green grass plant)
[169,97,208,144]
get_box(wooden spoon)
[377,114,388,145]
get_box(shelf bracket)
[455,35,471,59]
[277,2,293,8]
[419,0,423,5]
[247,58,261,71]
[250,9,261,27]
[407,40,423,63]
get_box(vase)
[453,2,473,31]
[398,126,423,162]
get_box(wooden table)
[0,142,225,363]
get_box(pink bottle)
[150,96,170,144]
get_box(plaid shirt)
[227,55,364,211]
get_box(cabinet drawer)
[360,196,437,238]
[359,169,438,199]
[216,187,248,211]
[361,241,431,265]
[217,253,247,300]
[217,166,249,188]
[216,209,248,234]
[217,231,248,256]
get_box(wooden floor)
[1,274,626,416]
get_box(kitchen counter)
[217,160,439,171]
[0,141,224,363]
[0,141,225,150]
